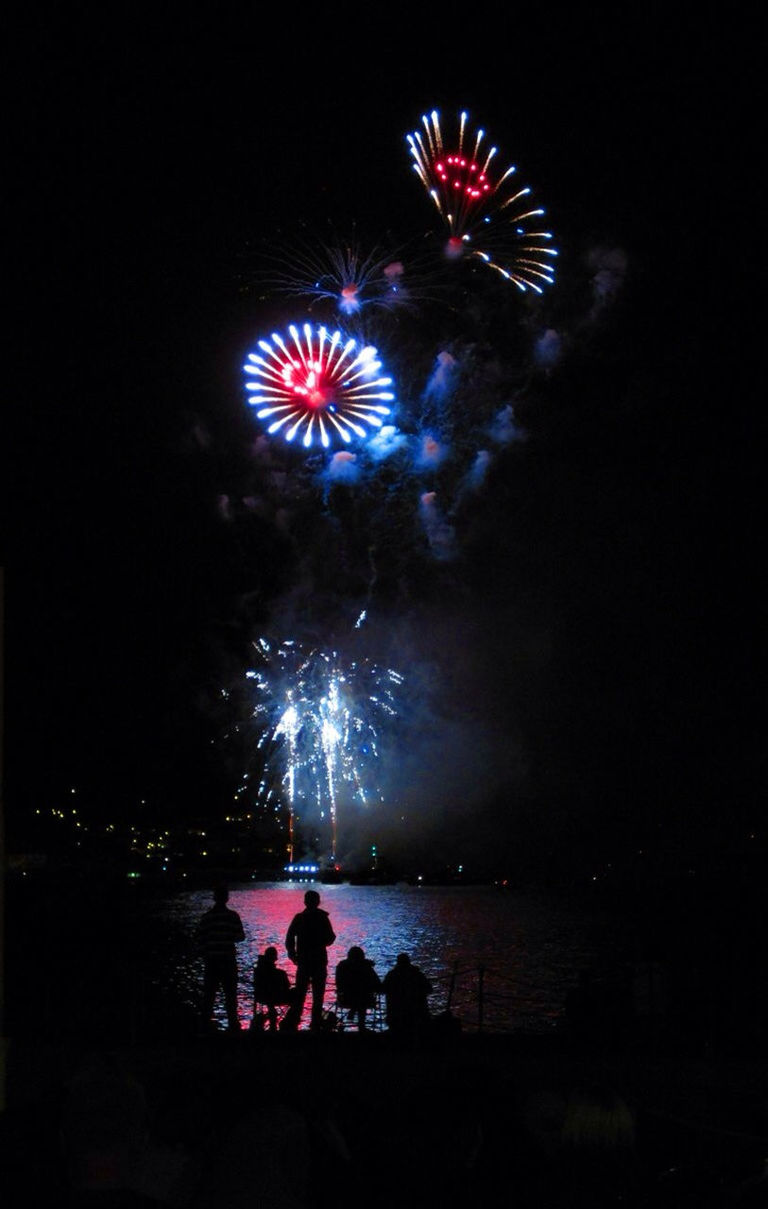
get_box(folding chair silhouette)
[251,948,293,1032]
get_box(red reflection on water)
[178,882,622,1034]
[226,883,374,1031]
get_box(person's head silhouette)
[304,890,320,908]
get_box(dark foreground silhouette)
[197,885,245,1033]
[335,946,382,1032]
[252,946,293,1032]
[5,1042,766,1209]
[283,890,336,1031]
[382,952,432,1043]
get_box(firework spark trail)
[407,109,558,293]
[258,240,416,316]
[226,112,564,866]
[243,323,395,449]
[242,638,403,862]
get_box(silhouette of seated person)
[335,945,382,1031]
[382,952,432,1041]
[252,946,292,1032]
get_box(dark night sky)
[5,7,754,871]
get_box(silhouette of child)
[252,946,292,1031]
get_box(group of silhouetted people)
[197,886,433,1036]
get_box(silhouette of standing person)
[198,884,245,1032]
[382,952,432,1042]
[284,889,336,1030]
[335,945,382,1031]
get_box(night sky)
[5,8,752,875]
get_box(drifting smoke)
[382,260,404,286]
[467,449,492,490]
[222,603,531,871]
[191,421,212,450]
[424,350,458,399]
[325,451,360,485]
[419,492,456,561]
[367,424,409,461]
[415,434,448,470]
[333,606,531,869]
[534,328,562,369]
[489,404,527,445]
[587,245,627,316]
[216,118,644,869]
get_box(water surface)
[148,881,626,1032]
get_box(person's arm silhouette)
[286,915,299,965]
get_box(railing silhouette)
[427,961,540,1034]
[233,962,542,1034]
[128,959,551,1038]
[323,961,543,1035]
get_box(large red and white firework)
[243,323,395,448]
[407,109,558,293]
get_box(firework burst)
[243,323,395,448]
[407,109,558,293]
[240,637,403,861]
[260,240,415,316]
